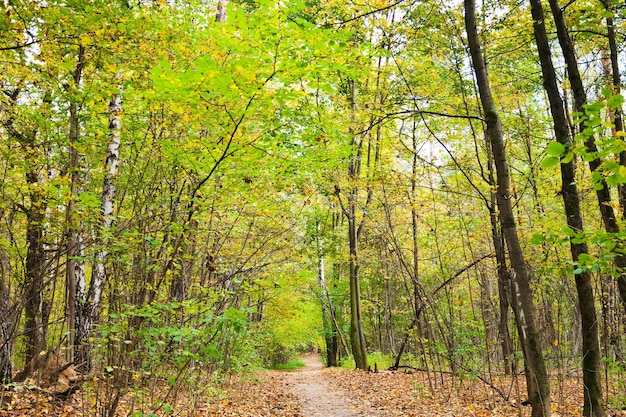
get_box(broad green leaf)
[546,141,565,156]
[541,156,560,168]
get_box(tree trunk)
[490,204,514,375]
[316,220,338,367]
[75,88,123,372]
[0,248,12,383]
[215,1,228,23]
[66,45,86,364]
[3,90,48,365]
[348,200,367,370]
[24,158,46,365]
[533,2,605,415]
[335,77,370,371]
[546,0,626,315]
[464,2,551,416]
[598,0,625,211]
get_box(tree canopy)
[1,0,625,416]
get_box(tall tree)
[65,44,86,365]
[546,0,626,316]
[529,1,605,415]
[464,1,551,416]
[599,0,625,210]
[334,119,371,370]
[74,84,123,372]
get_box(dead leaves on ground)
[199,373,304,417]
[3,367,626,416]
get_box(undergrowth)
[270,359,306,370]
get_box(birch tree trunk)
[75,87,123,372]
[464,2,551,415]
[216,1,228,23]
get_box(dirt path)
[281,354,369,417]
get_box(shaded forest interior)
[1,0,626,416]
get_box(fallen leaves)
[200,373,304,417]
[3,363,626,416]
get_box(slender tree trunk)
[464,2,551,415]
[24,158,46,365]
[215,1,228,23]
[533,2,605,415]
[335,78,369,371]
[66,45,86,364]
[0,249,12,383]
[75,88,123,372]
[347,197,367,370]
[409,131,424,331]
[545,0,626,315]
[316,220,338,367]
[490,204,514,375]
[3,90,47,365]
[599,0,625,211]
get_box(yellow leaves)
[79,33,91,45]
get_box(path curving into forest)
[281,353,377,417]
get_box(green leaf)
[608,94,624,110]
[546,141,565,156]
[530,233,545,245]
[541,156,560,168]
[562,226,576,237]
[561,152,574,164]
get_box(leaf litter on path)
[203,355,626,417]
[4,354,626,416]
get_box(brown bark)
[598,0,625,211]
[490,203,514,375]
[3,90,48,365]
[535,2,606,415]
[465,1,551,415]
[334,77,370,371]
[546,0,626,315]
[65,45,86,364]
[0,245,12,383]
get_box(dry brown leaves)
[2,367,626,416]
[199,373,304,417]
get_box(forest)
[1,0,625,416]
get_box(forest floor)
[2,354,626,416]
[202,354,626,417]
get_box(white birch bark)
[90,90,122,304]
[75,83,122,371]
[216,1,228,22]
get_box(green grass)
[340,351,394,370]
[270,359,306,370]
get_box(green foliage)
[97,301,253,388]
[340,352,393,370]
[255,285,323,368]
[603,357,626,410]
[2,1,626,414]
[270,359,306,370]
